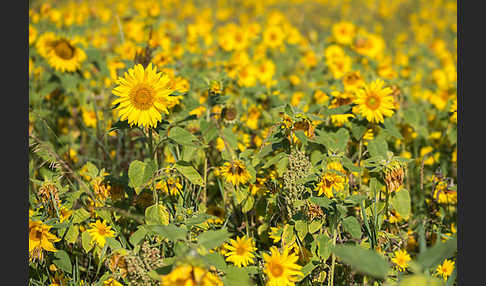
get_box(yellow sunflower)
[156,177,183,196]
[46,37,87,72]
[87,220,116,247]
[35,32,57,58]
[391,249,411,272]
[436,259,455,281]
[353,79,395,124]
[219,160,251,186]
[315,163,346,199]
[161,265,222,286]
[263,246,303,286]
[223,236,257,267]
[112,63,177,128]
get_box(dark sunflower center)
[54,40,75,60]
[32,229,43,241]
[131,85,155,110]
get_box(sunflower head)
[45,37,86,72]
[263,246,303,286]
[112,63,178,128]
[354,79,395,124]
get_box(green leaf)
[335,128,350,153]
[175,161,204,186]
[310,196,331,209]
[367,138,388,159]
[308,220,323,234]
[342,217,362,239]
[262,152,288,168]
[72,208,91,224]
[276,156,289,177]
[399,274,444,286]
[417,236,457,270]
[145,205,170,225]
[223,267,251,286]
[129,227,147,246]
[168,126,202,147]
[332,245,390,279]
[383,118,404,139]
[128,160,156,194]
[222,127,238,150]
[197,228,231,250]
[351,124,367,140]
[201,120,218,144]
[146,225,187,241]
[294,220,308,241]
[105,237,122,251]
[298,260,319,281]
[242,195,255,213]
[186,213,212,227]
[82,231,93,253]
[65,225,79,244]
[316,233,332,260]
[202,252,227,271]
[53,250,72,274]
[391,189,411,219]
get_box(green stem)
[147,128,158,205]
[328,222,338,286]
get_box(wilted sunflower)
[263,246,303,286]
[353,79,395,124]
[219,160,251,186]
[112,63,177,128]
[223,236,257,267]
[29,219,60,263]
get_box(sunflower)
[219,160,251,186]
[87,220,116,247]
[46,37,87,72]
[263,246,303,286]
[391,249,411,272]
[156,177,183,196]
[29,219,60,263]
[36,32,57,58]
[161,265,222,286]
[436,259,455,281]
[112,63,177,128]
[29,24,38,45]
[450,98,457,123]
[223,236,257,267]
[353,79,395,124]
[103,278,123,286]
[315,161,346,198]
[332,21,356,45]
[263,25,286,49]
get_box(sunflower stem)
[148,128,158,205]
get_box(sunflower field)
[28,0,458,285]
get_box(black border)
[3,0,29,283]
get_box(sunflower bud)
[222,106,237,123]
